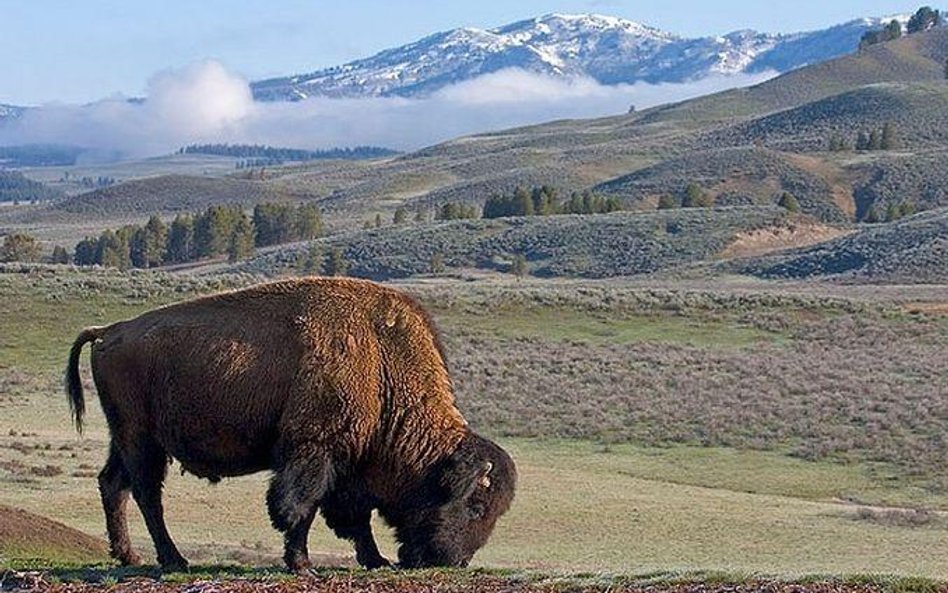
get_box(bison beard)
[64,278,516,572]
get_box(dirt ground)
[3,571,943,593]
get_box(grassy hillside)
[3,29,948,283]
[595,147,848,222]
[737,208,948,283]
[235,207,794,279]
[48,174,296,218]
[640,27,948,128]
[851,151,948,219]
[705,82,948,153]
[0,170,62,203]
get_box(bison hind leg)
[123,436,188,572]
[98,444,142,567]
[266,451,333,571]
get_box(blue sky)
[0,0,932,104]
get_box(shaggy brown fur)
[65,277,516,572]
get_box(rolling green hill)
[705,82,948,152]
[49,174,295,217]
[3,29,948,283]
[595,147,848,222]
[235,206,794,280]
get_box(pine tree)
[0,233,41,263]
[856,131,871,151]
[438,202,460,220]
[296,204,323,241]
[778,192,800,213]
[683,183,712,208]
[129,225,148,268]
[296,244,324,275]
[227,214,255,263]
[657,194,679,210]
[881,122,899,150]
[96,229,130,269]
[907,7,942,33]
[868,129,883,151]
[510,254,527,279]
[50,245,70,264]
[514,186,534,216]
[325,247,348,276]
[885,19,903,40]
[864,205,882,223]
[195,205,240,257]
[374,213,383,228]
[253,203,296,247]
[166,215,195,263]
[393,207,408,225]
[73,237,98,266]
[430,252,445,275]
[138,216,168,268]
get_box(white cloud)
[0,60,777,159]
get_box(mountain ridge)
[251,12,922,101]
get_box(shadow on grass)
[1,562,293,587]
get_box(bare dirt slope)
[0,505,108,564]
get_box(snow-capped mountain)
[0,104,25,121]
[251,13,915,101]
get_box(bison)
[65,277,516,572]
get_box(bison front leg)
[266,451,332,572]
[321,491,390,569]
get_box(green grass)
[2,438,948,578]
[440,308,783,348]
[2,268,948,580]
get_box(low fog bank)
[0,60,776,160]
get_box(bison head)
[387,431,516,568]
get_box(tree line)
[482,185,622,218]
[72,201,324,269]
[180,143,398,162]
[0,170,62,203]
[429,185,623,222]
[0,144,83,167]
[827,123,899,152]
[859,7,942,50]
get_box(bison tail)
[65,327,106,434]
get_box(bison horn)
[478,461,493,489]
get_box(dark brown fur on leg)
[98,444,141,566]
[282,507,317,572]
[124,438,188,572]
[266,451,332,571]
[322,488,389,569]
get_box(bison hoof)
[159,556,189,573]
[359,556,392,570]
[117,551,143,567]
[285,554,312,573]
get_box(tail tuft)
[65,327,105,434]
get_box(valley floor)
[1,267,947,583]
